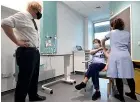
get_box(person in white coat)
[102,18,137,102]
[1,1,46,102]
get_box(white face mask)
[93,43,100,49]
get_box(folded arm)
[89,47,103,55]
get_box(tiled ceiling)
[63,1,110,22]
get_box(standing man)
[1,1,46,102]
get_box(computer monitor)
[76,46,83,51]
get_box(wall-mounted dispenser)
[45,36,52,48]
[45,35,57,54]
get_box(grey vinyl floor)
[1,74,140,102]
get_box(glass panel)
[95,31,110,45]
[94,21,110,33]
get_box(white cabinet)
[39,56,64,81]
[74,51,90,72]
[1,56,16,92]
[50,56,64,76]
[74,51,86,72]
[39,55,73,82]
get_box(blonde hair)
[27,1,42,11]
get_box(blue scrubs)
[105,30,134,78]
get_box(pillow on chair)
[99,71,107,78]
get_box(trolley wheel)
[50,90,53,94]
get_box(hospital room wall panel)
[39,1,84,82]
[1,6,18,92]
[84,18,94,50]
[131,2,140,60]
[88,20,94,50]
[40,1,85,54]
[57,2,85,54]
[40,1,57,54]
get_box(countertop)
[40,53,73,56]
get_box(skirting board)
[1,71,75,95]
[1,74,64,96]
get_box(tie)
[32,19,38,31]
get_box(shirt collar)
[25,11,34,19]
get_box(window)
[94,21,110,45]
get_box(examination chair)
[82,61,115,98]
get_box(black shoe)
[29,94,46,101]
[75,82,86,90]
[114,94,125,102]
[92,91,101,101]
[125,92,137,100]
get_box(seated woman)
[75,39,109,101]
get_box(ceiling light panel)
[63,1,86,11]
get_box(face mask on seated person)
[93,43,100,49]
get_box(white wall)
[1,6,18,92]
[88,20,94,50]
[57,2,85,54]
[84,18,88,50]
[84,19,94,50]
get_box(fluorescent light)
[94,21,110,27]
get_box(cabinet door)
[74,52,85,72]
[39,56,64,81]
[51,56,64,76]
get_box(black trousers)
[85,63,106,90]
[15,47,40,101]
[115,78,135,98]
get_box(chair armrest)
[82,60,91,63]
